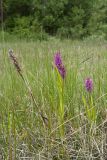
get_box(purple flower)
[54,52,66,79]
[54,52,62,67]
[85,78,93,92]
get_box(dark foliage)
[1,0,107,39]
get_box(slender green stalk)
[54,66,65,138]
[82,93,96,126]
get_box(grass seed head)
[8,49,22,74]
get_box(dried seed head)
[8,49,21,74]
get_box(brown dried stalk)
[8,49,48,127]
[8,49,24,80]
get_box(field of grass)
[0,38,107,159]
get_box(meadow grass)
[0,38,107,159]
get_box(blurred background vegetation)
[1,0,107,40]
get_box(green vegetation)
[1,0,107,39]
[1,0,107,159]
[0,38,107,159]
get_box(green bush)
[5,16,48,40]
[2,0,107,40]
[57,25,84,39]
[100,24,107,40]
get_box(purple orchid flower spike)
[54,52,66,79]
[54,52,62,67]
[85,78,93,92]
